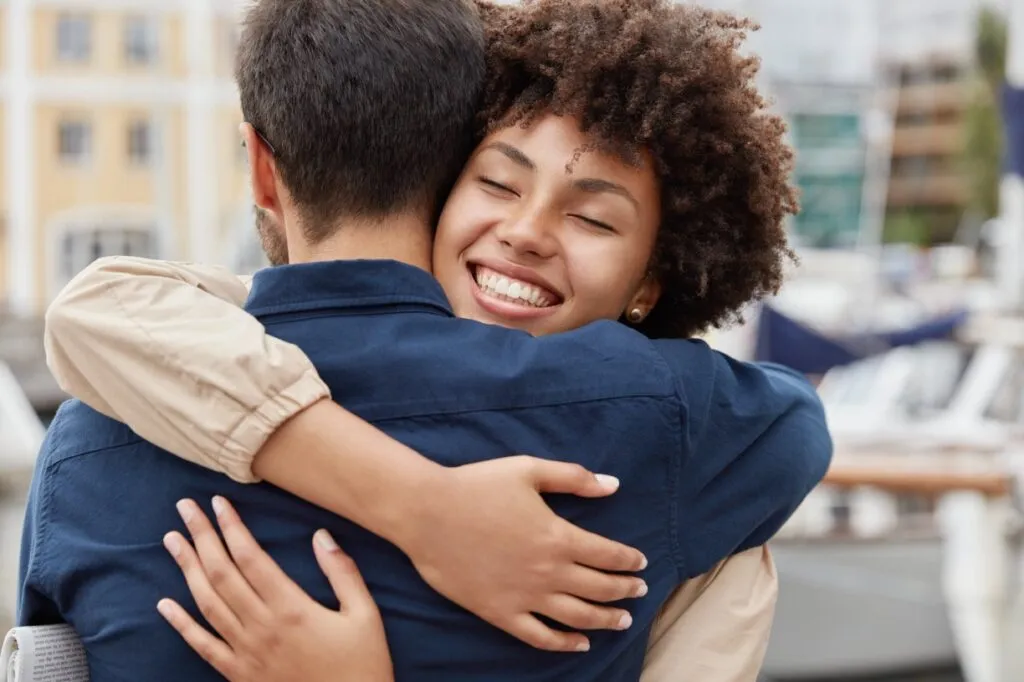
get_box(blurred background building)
[0,0,266,414]
[0,0,262,321]
[699,0,1008,249]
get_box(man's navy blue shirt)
[20,260,831,681]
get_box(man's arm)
[43,257,647,652]
[654,342,832,578]
[641,546,777,682]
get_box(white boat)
[761,324,1024,680]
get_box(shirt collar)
[245,260,454,318]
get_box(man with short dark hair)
[235,0,482,233]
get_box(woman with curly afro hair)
[42,0,816,680]
[438,0,798,340]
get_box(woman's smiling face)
[433,114,663,336]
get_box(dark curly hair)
[477,0,798,338]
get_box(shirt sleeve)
[641,546,777,682]
[43,256,330,483]
[652,340,833,578]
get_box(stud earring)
[627,308,644,324]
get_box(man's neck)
[287,212,434,273]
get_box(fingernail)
[617,613,633,630]
[635,582,648,598]
[156,599,173,618]
[175,499,194,524]
[639,554,649,570]
[575,640,590,652]
[163,533,182,558]
[211,496,227,517]
[594,474,619,490]
[314,529,340,552]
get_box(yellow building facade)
[1,0,259,315]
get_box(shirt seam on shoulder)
[40,438,147,471]
[30,457,62,600]
[361,389,675,423]
[645,347,689,583]
[30,437,145,601]
[672,357,717,580]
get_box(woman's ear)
[624,276,662,324]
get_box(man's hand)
[395,456,649,652]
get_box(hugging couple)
[21,0,832,680]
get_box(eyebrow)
[572,177,639,210]
[483,141,640,210]
[483,142,535,170]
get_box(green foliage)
[884,210,931,245]
[962,7,1007,219]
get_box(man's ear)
[240,123,285,227]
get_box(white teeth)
[473,267,555,308]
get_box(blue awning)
[754,305,969,375]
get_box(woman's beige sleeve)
[641,546,778,682]
[44,256,330,483]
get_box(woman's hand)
[157,496,393,682]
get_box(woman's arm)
[44,257,647,652]
[45,256,327,483]
[641,546,777,682]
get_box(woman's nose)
[494,215,557,259]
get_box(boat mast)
[998,1,1024,309]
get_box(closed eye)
[571,214,616,232]
[479,177,519,197]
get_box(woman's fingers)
[504,612,591,653]
[157,598,240,680]
[311,530,375,618]
[163,531,248,643]
[174,499,269,624]
[209,496,306,608]
[560,565,648,604]
[535,593,633,633]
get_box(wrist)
[376,459,450,549]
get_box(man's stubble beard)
[254,205,289,266]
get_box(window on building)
[124,15,159,65]
[932,64,961,83]
[56,14,92,63]
[59,227,155,284]
[58,120,92,165]
[127,120,154,166]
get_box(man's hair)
[237,0,485,240]
[479,0,799,338]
